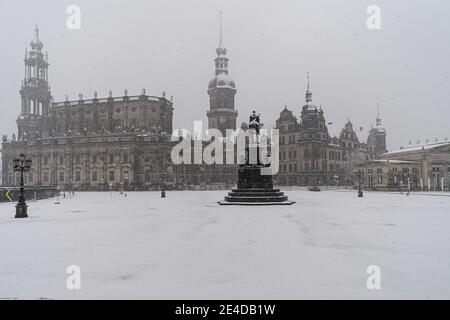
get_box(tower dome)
[208,73,236,90]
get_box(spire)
[35,24,39,41]
[30,24,43,51]
[307,72,310,91]
[216,11,227,56]
[305,72,312,103]
[219,11,223,49]
[214,11,229,76]
[376,103,382,126]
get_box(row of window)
[26,169,132,184]
[280,135,297,145]
[367,175,384,184]
[279,149,342,161]
[432,167,448,172]
[36,154,162,166]
[280,163,342,173]
[280,132,329,144]
[367,167,419,174]
[342,141,356,149]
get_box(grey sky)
[0,0,449,150]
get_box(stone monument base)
[218,188,295,206]
[218,166,295,206]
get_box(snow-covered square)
[1,189,449,299]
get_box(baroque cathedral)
[1,23,386,190]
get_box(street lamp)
[358,170,364,198]
[13,153,32,218]
[160,172,166,198]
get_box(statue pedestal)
[237,166,273,189]
[219,165,295,206]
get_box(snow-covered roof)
[385,142,450,155]
[366,159,420,164]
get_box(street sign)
[5,189,12,202]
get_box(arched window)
[110,154,114,164]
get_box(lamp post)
[160,172,166,198]
[13,153,32,218]
[358,170,364,198]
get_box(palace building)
[275,74,387,186]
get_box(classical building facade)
[354,142,450,191]
[353,159,421,191]
[383,142,450,191]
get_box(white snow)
[0,190,450,300]
[366,159,420,164]
[385,141,450,155]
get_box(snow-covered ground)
[0,190,449,300]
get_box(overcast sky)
[0,0,449,150]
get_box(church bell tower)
[207,12,238,136]
[17,25,52,141]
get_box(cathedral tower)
[17,25,52,140]
[207,12,238,136]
